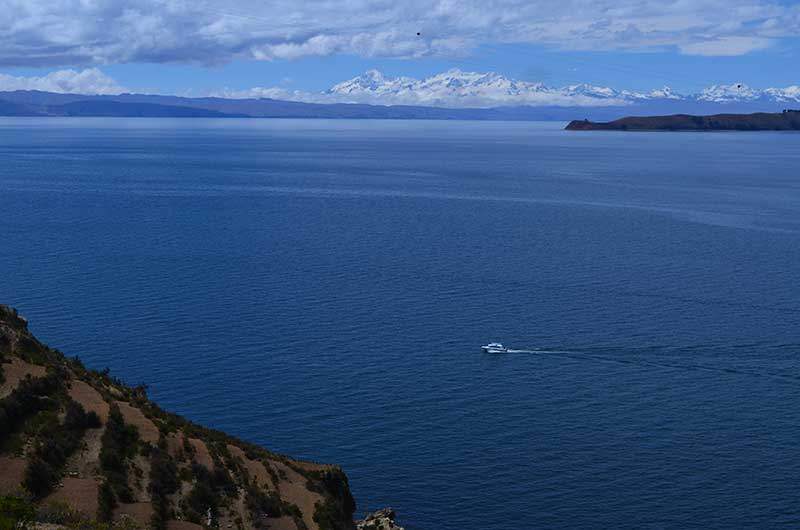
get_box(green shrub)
[0,495,35,530]
[23,456,57,499]
[0,373,62,442]
[64,400,96,430]
[99,404,139,505]
[16,336,48,363]
[97,480,116,522]
[244,486,284,528]
[149,446,179,530]
[184,464,216,518]
[310,469,356,530]
[182,436,195,458]
[245,485,304,529]
[35,500,85,526]
[24,400,96,499]
[182,462,238,524]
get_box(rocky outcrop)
[356,508,404,530]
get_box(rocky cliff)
[355,509,404,530]
[0,305,357,530]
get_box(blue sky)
[90,41,798,95]
[0,0,798,101]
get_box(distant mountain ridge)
[321,69,800,108]
[1,70,799,122]
[0,90,594,120]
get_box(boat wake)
[494,347,800,383]
[505,348,560,354]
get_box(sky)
[0,0,798,105]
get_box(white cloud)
[0,68,126,94]
[0,0,794,66]
[679,36,772,56]
[213,86,318,102]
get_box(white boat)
[482,342,508,353]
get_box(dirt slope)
[0,305,356,530]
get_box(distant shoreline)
[0,89,794,122]
[566,111,800,131]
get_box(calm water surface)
[1,118,800,529]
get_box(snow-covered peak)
[694,83,800,104]
[617,86,684,100]
[329,69,416,96]
[647,86,681,99]
[326,69,629,107]
[414,69,549,103]
[261,69,800,108]
[697,83,762,102]
[763,85,800,103]
[564,83,621,99]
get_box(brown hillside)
[0,305,356,530]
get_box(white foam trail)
[494,347,800,383]
[505,348,567,354]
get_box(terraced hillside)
[0,305,356,530]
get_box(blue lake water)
[2,118,800,529]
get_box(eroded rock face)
[357,508,405,530]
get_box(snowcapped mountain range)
[1,66,797,113]
[1,68,798,121]
[320,69,800,109]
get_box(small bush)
[149,446,179,530]
[244,486,284,528]
[24,399,95,499]
[99,404,139,506]
[35,501,85,525]
[310,469,356,530]
[185,477,216,520]
[0,373,62,442]
[182,462,237,524]
[23,456,57,499]
[0,495,35,530]
[86,410,102,429]
[97,480,116,522]
[245,485,304,529]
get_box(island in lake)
[566,110,800,131]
